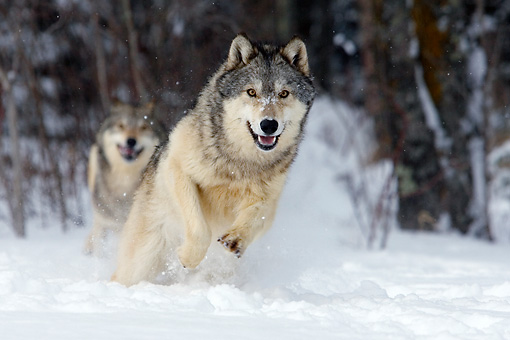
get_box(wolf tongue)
[258,135,276,145]
[120,146,135,156]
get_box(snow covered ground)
[1,98,510,339]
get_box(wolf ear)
[281,37,310,76]
[133,100,155,119]
[143,100,155,115]
[109,100,126,116]
[226,33,257,71]
[145,100,154,111]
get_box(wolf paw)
[218,233,244,258]
[177,246,205,269]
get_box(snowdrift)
[1,98,510,339]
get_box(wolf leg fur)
[83,221,106,256]
[172,162,212,269]
[219,197,278,257]
[111,223,166,286]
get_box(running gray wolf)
[111,33,316,286]
[84,101,166,256]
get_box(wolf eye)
[279,90,290,98]
[247,89,257,97]
[117,123,125,130]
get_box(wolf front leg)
[172,163,212,269]
[84,145,102,255]
[83,218,107,256]
[218,194,279,257]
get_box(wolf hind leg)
[111,226,167,286]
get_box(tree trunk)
[466,0,491,239]
[402,0,473,234]
[0,66,25,238]
[93,8,110,114]
[358,0,392,159]
[122,0,147,101]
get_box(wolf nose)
[127,138,137,147]
[260,119,279,135]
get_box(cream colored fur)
[112,116,291,286]
[111,35,314,286]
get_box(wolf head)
[214,34,315,155]
[98,102,164,165]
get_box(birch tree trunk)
[466,0,491,239]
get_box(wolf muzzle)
[118,138,144,161]
[260,119,279,135]
[247,119,282,152]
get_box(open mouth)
[247,122,280,151]
[117,145,144,161]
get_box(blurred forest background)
[1,0,510,241]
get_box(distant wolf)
[84,101,166,256]
[111,34,316,286]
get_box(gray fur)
[196,34,316,174]
[216,40,315,106]
[141,35,316,181]
[111,35,316,284]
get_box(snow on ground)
[1,98,510,339]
